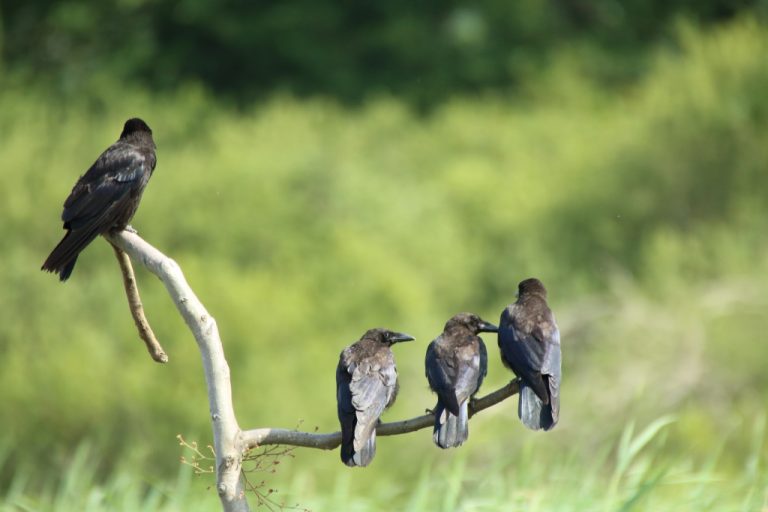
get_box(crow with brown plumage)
[336,328,414,467]
[498,278,561,431]
[425,312,497,448]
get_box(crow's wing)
[346,357,396,453]
[453,337,486,403]
[63,144,150,229]
[425,338,461,415]
[541,325,561,423]
[499,305,550,402]
[336,355,357,453]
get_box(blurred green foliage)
[0,13,767,510]
[1,0,767,106]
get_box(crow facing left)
[42,118,157,281]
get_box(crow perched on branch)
[498,278,561,431]
[336,328,414,467]
[425,313,497,448]
[42,118,156,281]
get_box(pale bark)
[240,379,520,451]
[110,243,168,363]
[105,229,521,512]
[106,231,248,512]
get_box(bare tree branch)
[104,229,521,511]
[240,380,520,451]
[110,242,168,363]
[106,230,249,512]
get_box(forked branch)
[105,229,521,512]
[106,230,248,512]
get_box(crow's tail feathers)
[341,431,376,467]
[518,383,556,431]
[433,400,469,449]
[41,226,101,281]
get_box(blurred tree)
[0,0,763,106]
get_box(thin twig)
[110,241,168,363]
[240,379,520,451]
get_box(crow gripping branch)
[239,379,520,451]
[105,230,521,512]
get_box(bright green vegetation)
[2,417,767,511]
[1,16,767,511]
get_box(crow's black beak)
[390,332,415,343]
[478,321,499,333]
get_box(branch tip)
[109,239,168,363]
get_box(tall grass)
[2,418,765,511]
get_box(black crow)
[498,278,561,431]
[425,312,497,448]
[42,118,156,281]
[336,328,414,467]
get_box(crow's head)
[121,118,152,138]
[444,312,498,334]
[363,328,415,346]
[517,278,547,299]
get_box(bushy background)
[1,4,767,510]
